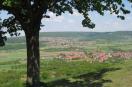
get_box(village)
[39,36,132,62]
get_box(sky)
[0,1,132,33]
[42,10,132,32]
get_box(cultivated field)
[0,31,132,87]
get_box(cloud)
[73,10,81,16]
[67,19,75,23]
[43,12,65,23]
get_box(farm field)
[0,31,132,87]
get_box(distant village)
[40,37,132,62]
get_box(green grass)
[103,60,132,87]
[0,58,132,87]
[40,60,111,82]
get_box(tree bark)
[25,28,40,87]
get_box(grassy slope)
[103,60,132,87]
[0,59,132,87]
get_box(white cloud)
[73,10,81,16]
[67,19,75,23]
[43,12,65,23]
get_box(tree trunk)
[25,29,40,87]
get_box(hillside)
[6,31,132,43]
[1,31,132,87]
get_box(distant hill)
[6,31,132,43]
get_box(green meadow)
[0,31,132,87]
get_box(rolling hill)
[6,31,132,43]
